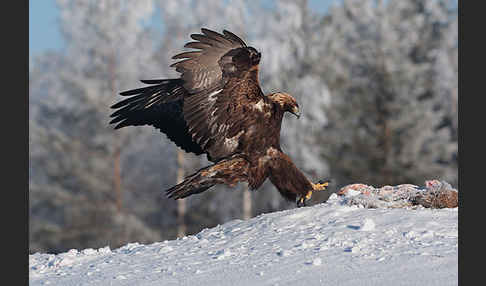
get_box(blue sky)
[29,0,64,56]
[29,0,337,58]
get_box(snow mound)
[30,195,458,286]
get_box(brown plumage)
[110,28,329,206]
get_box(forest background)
[29,0,458,254]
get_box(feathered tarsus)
[110,28,329,206]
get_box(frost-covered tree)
[56,0,158,212]
[29,0,168,253]
[315,0,458,187]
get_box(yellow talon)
[297,190,313,207]
[305,190,313,200]
[312,180,329,191]
[297,180,331,207]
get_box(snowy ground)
[29,194,458,286]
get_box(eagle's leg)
[166,155,250,200]
[296,179,330,207]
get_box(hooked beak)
[291,106,301,119]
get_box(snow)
[29,194,458,286]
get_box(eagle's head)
[269,92,301,118]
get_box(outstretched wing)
[171,28,265,161]
[110,28,265,161]
[109,79,204,155]
[172,28,247,93]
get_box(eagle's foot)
[312,179,330,192]
[296,179,331,207]
[297,190,314,207]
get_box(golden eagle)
[110,28,329,206]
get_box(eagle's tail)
[166,155,250,200]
